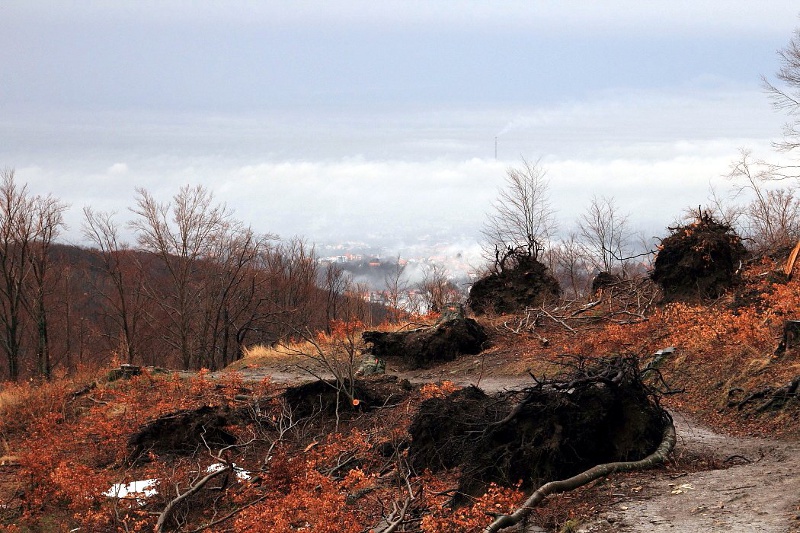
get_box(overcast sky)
[2,1,800,258]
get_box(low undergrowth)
[1,258,798,531]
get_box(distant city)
[316,240,483,306]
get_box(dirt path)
[578,411,800,533]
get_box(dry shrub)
[420,479,523,533]
[1,367,255,531]
[0,375,88,438]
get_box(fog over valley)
[2,1,799,266]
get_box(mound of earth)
[362,313,487,369]
[469,253,561,315]
[651,211,747,302]
[408,357,669,502]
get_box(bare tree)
[727,150,800,251]
[706,183,746,231]
[323,261,350,330]
[383,256,409,324]
[264,238,322,339]
[218,241,300,357]
[551,232,593,299]
[27,193,67,379]
[417,264,461,315]
[203,226,275,369]
[746,188,800,250]
[763,27,800,154]
[577,195,632,274]
[482,158,557,268]
[83,208,148,364]
[0,170,66,380]
[130,185,231,370]
[0,170,36,381]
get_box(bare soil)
[576,410,800,533]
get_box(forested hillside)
[0,174,387,380]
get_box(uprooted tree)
[362,305,487,369]
[468,246,561,315]
[409,356,676,529]
[473,158,562,315]
[651,209,747,302]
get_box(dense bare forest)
[0,172,393,380]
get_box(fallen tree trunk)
[362,310,487,369]
[483,419,677,533]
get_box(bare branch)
[482,158,556,266]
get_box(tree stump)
[776,320,800,355]
[106,364,142,382]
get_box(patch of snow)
[104,479,158,500]
[206,462,251,481]
[103,464,251,505]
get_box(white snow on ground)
[104,479,158,500]
[205,462,252,482]
[104,463,251,503]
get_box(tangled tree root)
[409,356,672,504]
[484,420,676,532]
[282,374,414,417]
[469,251,561,315]
[728,375,800,414]
[651,210,747,302]
[127,405,237,463]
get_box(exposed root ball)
[469,254,561,315]
[282,375,413,418]
[651,211,747,301]
[409,357,668,502]
[127,405,237,462]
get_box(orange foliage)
[232,469,360,532]
[420,477,523,533]
[3,257,800,531]
[419,380,459,400]
[1,368,250,531]
[329,319,366,340]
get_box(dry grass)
[226,341,322,370]
[0,385,23,418]
[227,320,435,372]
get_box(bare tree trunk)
[35,291,50,379]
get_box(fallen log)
[362,310,487,369]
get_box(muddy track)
[578,411,800,533]
[232,366,800,532]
